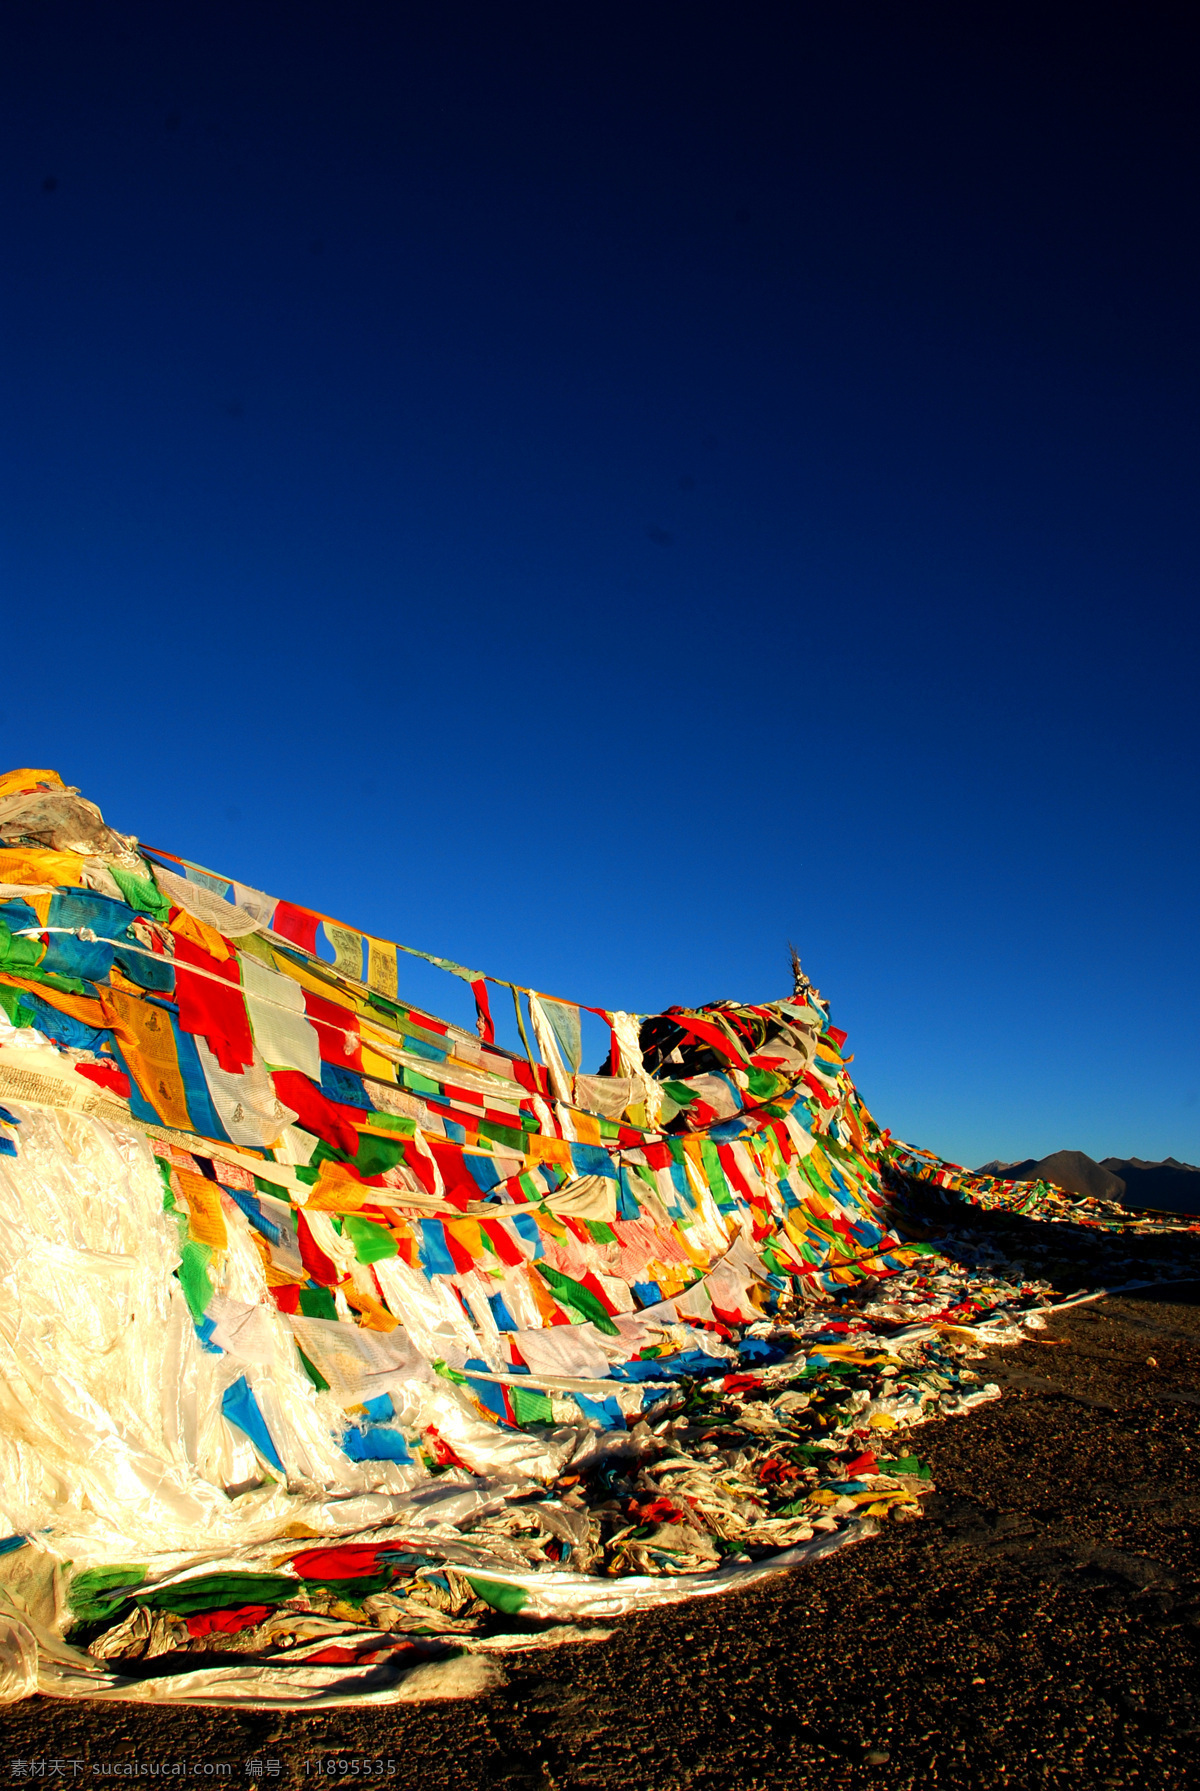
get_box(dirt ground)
[4,1216,1200,1790]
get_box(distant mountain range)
[973,1149,1200,1215]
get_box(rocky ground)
[5,1213,1200,1790]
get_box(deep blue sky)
[3,4,1198,1168]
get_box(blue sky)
[3,4,1197,1168]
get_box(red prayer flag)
[297,1210,340,1285]
[480,1217,525,1267]
[271,1070,364,1157]
[676,1016,745,1063]
[470,978,495,1045]
[303,988,364,1071]
[74,1061,132,1099]
[290,1545,384,1580]
[172,932,256,1074]
[186,1605,271,1638]
[271,901,320,954]
[426,1138,479,1203]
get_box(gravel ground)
[4,1215,1200,1790]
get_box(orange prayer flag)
[168,906,231,962]
[176,1168,227,1249]
[99,986,192,1132]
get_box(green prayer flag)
[178,1239,213,1321]
[342,1212,398,1264]
[68,1565,148,1623]
[511,1385,554,1426]
[297,1346,330,1391]
[534,1262,619,1335]
[465,1575,529,1615]
[0,985,36,1029]
[110,864,170,924]
[137,1572,297,1615]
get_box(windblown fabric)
[0,768,1188,1707]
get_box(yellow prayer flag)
[177,1168,228,1249]
[528,1132,573,1168]
[342,1283,398,1332]
[360,1046,397,1083]
[248,1229,304,1289]
[0,769,65,801]
[168,906,231,961]
[325,924,365,982]
[101,986,193,1132]
[366,938,398,1002]
[305,1160,371,1212]
[0,847,89,888]
[570,1112,601,1147]
[446,1217,487,1261]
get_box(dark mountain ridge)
[973,1150,1200,1216]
